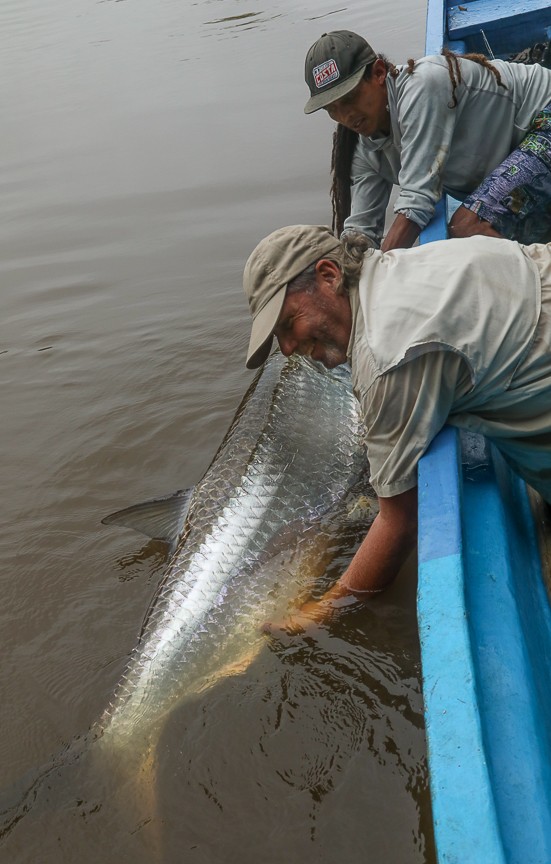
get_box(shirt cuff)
[393,206,431,230]
[370,473,418,497]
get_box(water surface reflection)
[0,0,433,860]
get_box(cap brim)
[304,66,366,114]
[246,286,287,369]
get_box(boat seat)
[449,0,550,40]
[448,0,551,57]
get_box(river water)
[1,0,435,861]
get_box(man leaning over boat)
[303,30,551,251]
[243,225,551,625]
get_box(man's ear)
[372,57,387,85]
[316,258,342,292]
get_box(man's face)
[274,261,352,369]
[325,60,389,137]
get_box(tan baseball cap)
[243,224,341,369]
[304,30,377,114]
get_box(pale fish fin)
[193,641,265,696]
[101,488,194,543]
[131,747,164,861]
[94,735,164,862]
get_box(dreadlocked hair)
[442,48,506,107]
[330,124,356,236]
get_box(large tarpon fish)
[99,351,372,750]
[0,352,373,853]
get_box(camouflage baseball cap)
[304,30,377,114]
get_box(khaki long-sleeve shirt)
[348,237,551,501]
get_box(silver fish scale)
[100,353,368,744]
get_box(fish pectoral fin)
[101,488,195,543]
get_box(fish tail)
[94,731,166,860]
[131,747,165,861]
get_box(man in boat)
[243,224,551,617]
[303,30,551,250]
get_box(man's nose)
[276,333,296,356]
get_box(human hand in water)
[262,585,362,637]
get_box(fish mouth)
[300,355,352,382]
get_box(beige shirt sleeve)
[362,350,472,497]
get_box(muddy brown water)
[0,0,436,861]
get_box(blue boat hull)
[419,429,551,862]
[418,1,551,860]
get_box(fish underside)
[98,352,372,752]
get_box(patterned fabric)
[462,102,551,243]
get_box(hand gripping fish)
[99,352,372,750]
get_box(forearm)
[381,213,422,252]
[340,506,417,594]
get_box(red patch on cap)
[313,59,340,89]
